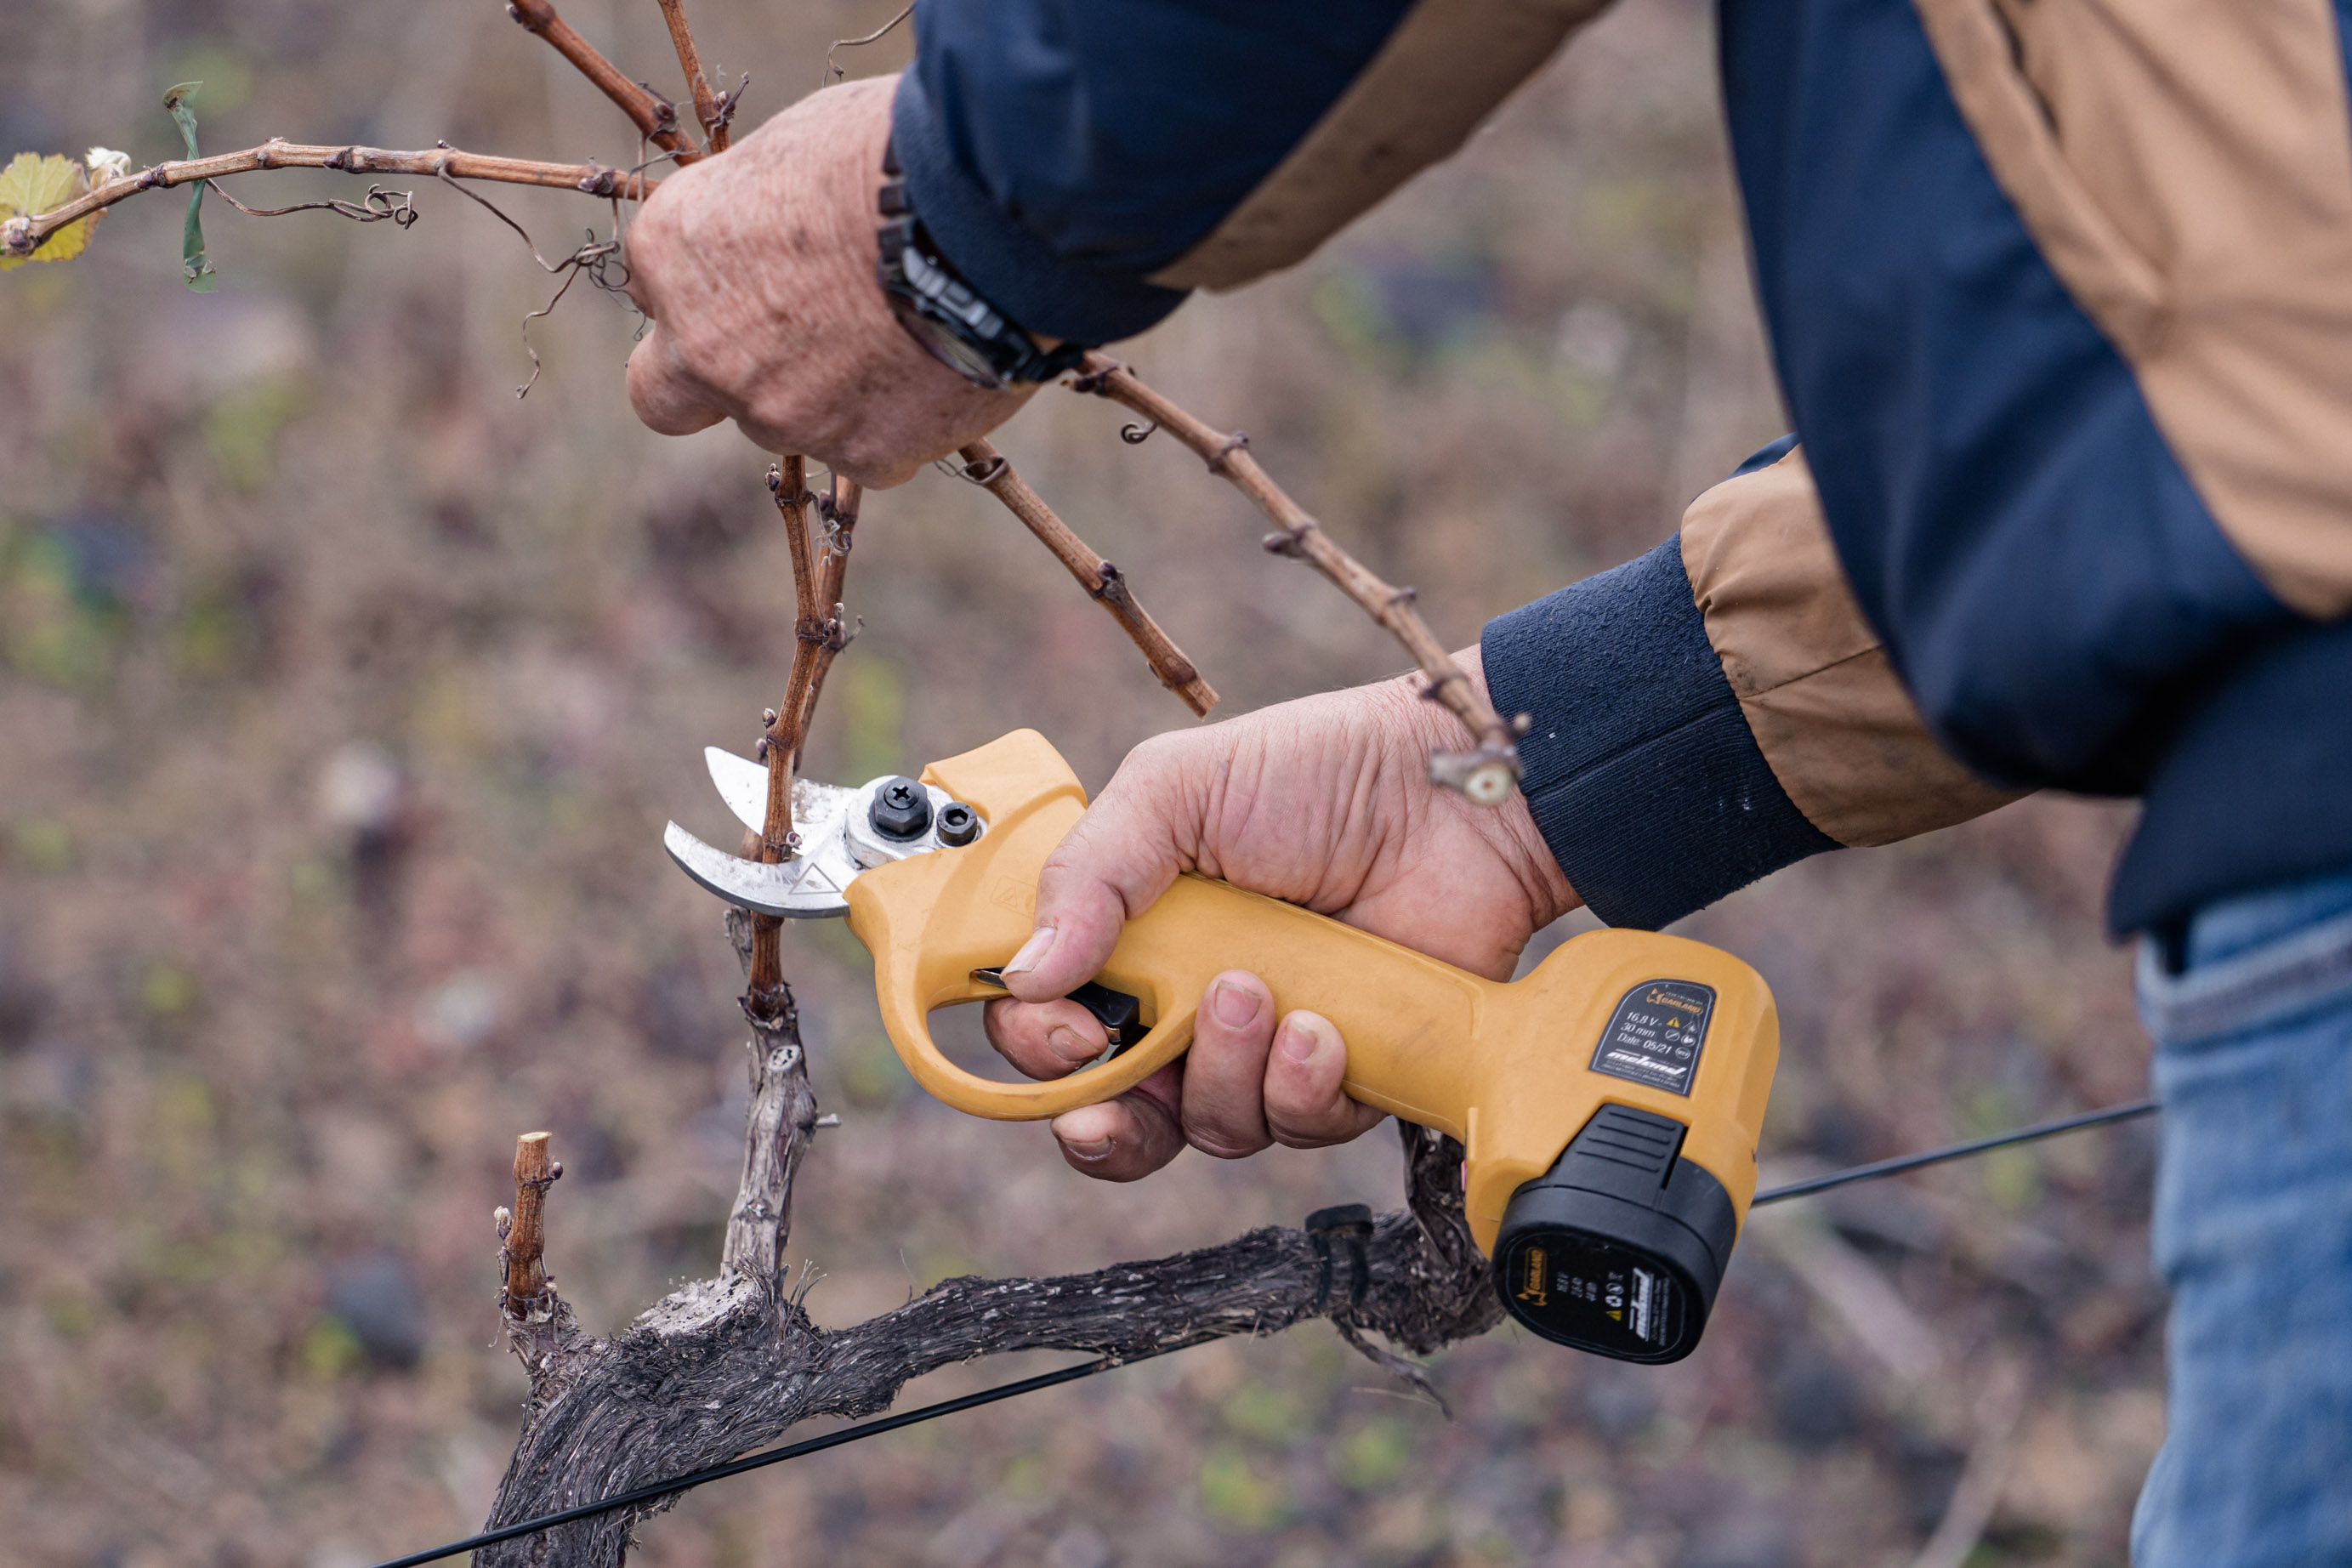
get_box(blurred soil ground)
[0,0,2161,1563]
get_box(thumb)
[1002,736,1199,1002]
[628,322,728,437]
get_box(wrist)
[875,146,1090,389]
[889,66,1190,347]
[1378,651,1582,928]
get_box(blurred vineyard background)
[0,0,2164,1564]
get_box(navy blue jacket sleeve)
[892,0,1417,344]
[1483,535,1840,931]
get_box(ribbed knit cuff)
[892,71,1190,347]
[1483,538,1839,929]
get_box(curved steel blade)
[704,747,859,837]
[707,746,768,832]
[663,821,855,918]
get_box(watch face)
[886,295,1010,390]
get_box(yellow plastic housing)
[846,731,1781,1254]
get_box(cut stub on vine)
[0,153,101,269]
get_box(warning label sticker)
[1588,979,1716,1098]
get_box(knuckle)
[1264,1081,1371,1149]
[1263,1099,1326,1143]
[1268,1116,1347,1150]
[746,382,818,436]
[1034,825,1097,883]
[1122,730,1193,778]
[1180,1108,1269,1159]
[663,332,726,395]
[1185,1134,1263,1161]
[1047,1021,1103,1066]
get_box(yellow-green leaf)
[0,152,99,270]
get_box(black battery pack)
[1492,1102,1739,1363]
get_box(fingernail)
[1003,924,1057,977]
[1212,979,1262,1029]
[1048,1025,1094,1065]
[1278,1017,1320,1064]
[1062,1133,1113,1161]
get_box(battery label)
[1503,1230,1689,1359]
[1588,979,1716,1097]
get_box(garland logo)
[1517,1245,1549,1307]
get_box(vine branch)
[1070,353,1524,803]
[958,439,1218,718]
[507,0,701,162]
[479,1119,1496,1566]
[738,465,864,1008]
[653,0,731,151]
[794,477,863,767]
[766,456,819,855]
[738,457,811,1007]
[719,988,817,1283]
[2,142,653,260]
[498,1132,562,1310]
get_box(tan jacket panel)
[1679,452,2022,848]
[1913,0,2352,618]
[1147,0,1615,293]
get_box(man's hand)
[624,76,1028,487]
[985,650,1579,1180]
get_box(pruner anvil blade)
[662,820,857,918]
[667,749,974,919]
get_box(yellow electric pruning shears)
[666,729,1779,1362]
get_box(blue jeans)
[2132,870,2352,1567]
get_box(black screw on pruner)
[870,777,934,840]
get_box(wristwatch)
[876,143,1088,390]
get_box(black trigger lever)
[970,968,1146,1052]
